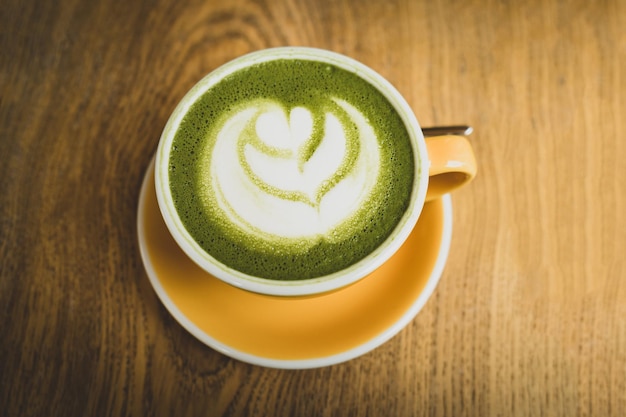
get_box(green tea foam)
[168,58,415,280]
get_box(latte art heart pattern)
[244,106,352,206]
[200,98,381,241]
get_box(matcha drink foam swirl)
[206,97,380,240]
[156,48,428,288]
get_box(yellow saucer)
[138,160,452,369]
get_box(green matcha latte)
[164,55,417,281]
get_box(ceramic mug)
[155,47,476,296]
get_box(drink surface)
[168,58,416,280]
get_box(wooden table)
[2,0,624,415]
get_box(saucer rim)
[137,159,452,369]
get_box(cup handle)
[425,135,477,202]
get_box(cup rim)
[155,46,429,296]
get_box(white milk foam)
[201,98,380,241]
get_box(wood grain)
[1,0,624,416]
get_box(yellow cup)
[155,47,477,296]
